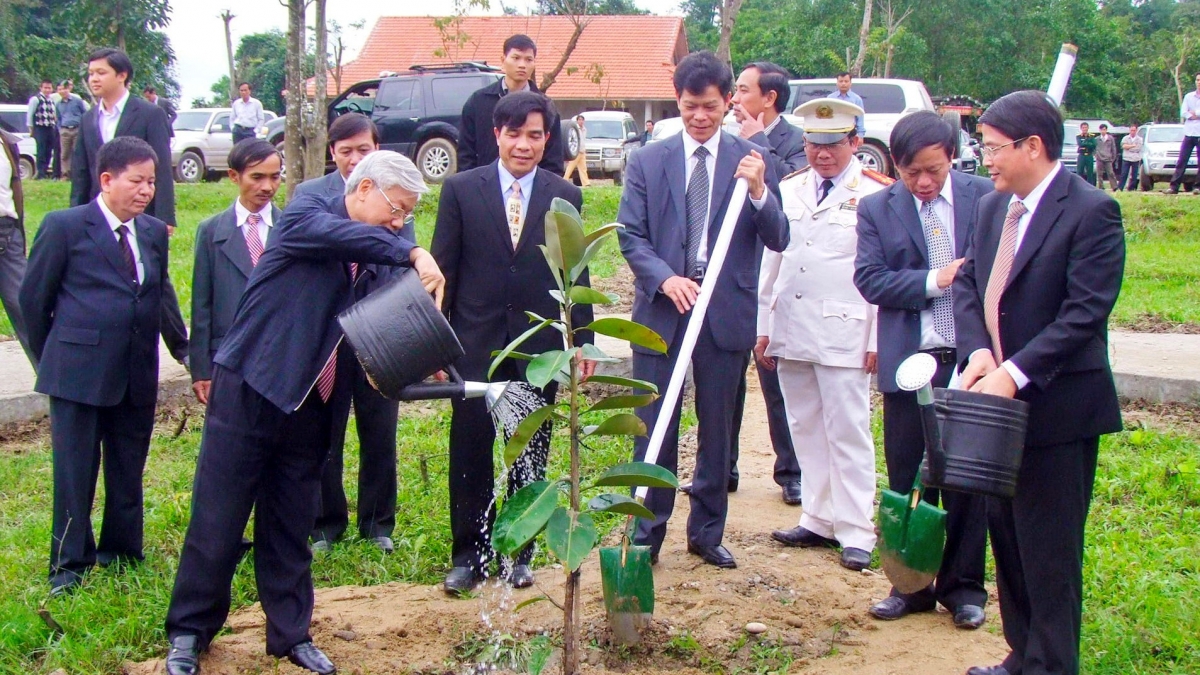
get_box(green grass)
[1110,194,1200,329]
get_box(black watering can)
[337,269,511,407]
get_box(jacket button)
[507,303,515,311]
[812,213,819,220]
[794,293,802,299]
[806,240,813,246]
[800,267,807,272]
[510,266,517,273]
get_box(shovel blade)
[599,545,654,645]
[877,488,947,594]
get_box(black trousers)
[166,365,332,656]
[232,126,257,145]
[729,358,801,485]
[48,392,156,585]
[1118,159,1140,191]
[313,356,400,542]
[448,357,555,572]
[632,316,749,551]
[881,354,988,610]
[32,124,58,178]
[1170,134,1200,190]
[991,437,1099,675]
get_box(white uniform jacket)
[758,158,889,368]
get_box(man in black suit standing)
[458,34,564,175]
[724,60,806,505]
[956,91,1124,675]
[433,91,593,593]
[142,86,177,135]
[70,47,188,366]
[854,111,991,629]
[617,51,789,569]
[20,137,173,596]
[163,151,445,675]
[295,113,405,553]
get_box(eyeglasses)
[980,136,1030,159]
[377,187,412,219]
[803,138,852,153]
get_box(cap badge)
[815,104,834,119]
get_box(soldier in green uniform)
[1075,122,1096,186]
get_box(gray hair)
[344,151,429,197]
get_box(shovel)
[877,353,948,594]
[599,179,751,644]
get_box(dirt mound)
[128,374,1008,674]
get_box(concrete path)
[0,326,1195,427]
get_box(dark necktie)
[116,224,138,287]
[684,145,710,279]
[921,200,955,343]
[817,179,835,205]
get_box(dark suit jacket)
[432,163,592,378]
[458,79,565,175]
[155,96,177,131]
[617,131,789,354]
[854,171,993,392]
[953,167,1124,446]
[189,203,284,382]
[293,169,415,243]
[1,129,23,227]
[70,93,176,225]
[747,119,807,179]
[20,201,169,407]
[214,193,415,413]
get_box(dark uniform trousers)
[881,355,988,610]
[48,391,156,583]
[632,315,750,551]
[166,364,333,656]
[448,357,555,572]
[729,359,801,486]
[313,348,400,543]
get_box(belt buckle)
[690,266,705,283]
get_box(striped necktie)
[983,200,1028,361]
[313,263,359,403]
[244,213,264,266]
[921,200,955,342]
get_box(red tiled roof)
[322,15,688,100]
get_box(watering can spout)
[395,365,510,409]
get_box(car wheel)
[1139,166,1153,192]
[562,119,581,161]
[416,138,457,183]
[18,157,35,181]
[857,143,891,176]
[175,151,205,183]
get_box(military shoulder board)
[862,168,895,185]
[781,166,811,181]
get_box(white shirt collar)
[96,194,134,232]
[815,158,855,198]
[498,161,536,197]
[234,199,273,228]
[763,115,783,136]
[682,130,721,162]
[913,173,956,211]
[1010,162,1062,215]
[100,89,130,118]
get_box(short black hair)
[890,111,958,167]
[673,51,732,98]
[41,79,53,86]
[228,139,280,173]
[88,48,134,84]
[238,82,251,89]
[59,79,72,88]
[1099,123,1108,130]
[978,90,1063,161]
[1079,122,1090,127]
[493,91,554,132]
[503,34,537,56]
[142,85,156,94]
[96,137,157,177]
[836,71,851,79]
[745,61,791,113]
[328,112,379,147]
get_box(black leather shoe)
[165,634,201,675]
[679,482,693,495]
[287,641,336,674]
[727,477,739,493]
[868,594,936,620]
[780,481,802,505]
[953,604,987,629]
[965,666,1009,675]
[443,566,483,595]
[370,536,394,554]
[840,547,871,571]
[687,543,736,569]
[771,526,838,548]
[48,572,81,598]
[509,564,534,588]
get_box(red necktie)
[314,264,359,403]
[244,213,265,266]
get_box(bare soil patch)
[1120,313,1200,334]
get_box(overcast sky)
[166,0,684,108]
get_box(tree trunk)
[716,0,744,69]
[304,0,329,181]
[563,569,581,674]
[852,0,872,77]
[115,0,126,51]
[284,0,306,199]
[539,18,588,93]
[221,11,238,102]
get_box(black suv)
[264,63,579,183]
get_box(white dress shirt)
[972,162,1063,389]
[98,89,130,144]
[235,199,273,245]
[1182,91,1200,137]
[231,97,265,129]
[0,146,16,220]
[97,195,144,284]
[681,131,767,265]
[915,176,957,350]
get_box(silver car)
[0,104,37,180]
[171,108,277,183]
[579,110,640,185]
[1136,123,1199,191]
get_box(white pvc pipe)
[1046,44,1078,106]
[635,178,749,501]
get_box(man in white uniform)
[758,98,889,571]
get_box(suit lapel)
[134,215,158,295]
[950,174,978,256]
[1005,169,1069,292]
[663,135,687,234]
[113,96,138,138]
[216,207,254,278]
[518,169,553,254]
[888,181,928,260]
[480,164,513,253]
[84,201,137,293]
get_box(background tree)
[284,0,307,195]
[304,0,329,182]
[534,0,593,93]
[221,10,238,102]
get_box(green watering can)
[877,353,948,594]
